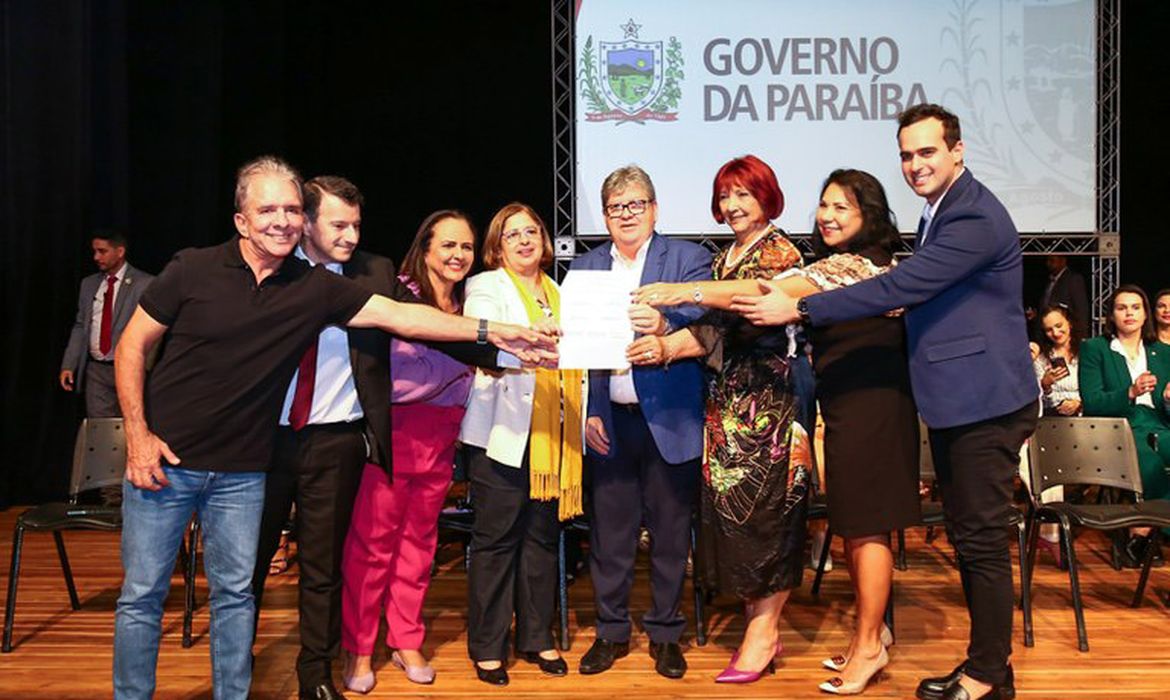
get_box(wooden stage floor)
[1,509,1168,699]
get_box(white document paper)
[558,270,634,370]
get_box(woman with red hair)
[632,155,814,684]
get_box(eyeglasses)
[502,226,540,243]
[604,199,653,219]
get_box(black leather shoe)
[649,641,687,679]
[475,662,509,686]
[578,638,629,674]
[917,665,1015,700]
[299,682,347,700]
[521,651,568,676]
[936,683,1014,700]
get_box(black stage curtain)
[1,1,1166,506]
[2,0,131,506]
[1,0,551,505]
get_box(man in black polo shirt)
[111,156,548,700]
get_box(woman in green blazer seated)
[1079,284,1170,566]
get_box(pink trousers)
[340,404,463,653]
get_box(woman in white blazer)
[460,202,584,686]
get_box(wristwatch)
[476,318,489,345]
[796,297,811,323]
[692,283,703,303]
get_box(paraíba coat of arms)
[580,19,682,124]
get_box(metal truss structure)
[551,0,1121,326]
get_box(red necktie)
[99,274,117,355]
[287,338,319,430]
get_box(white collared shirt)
[919,166,964,244]
[608,237,652,405]
[1109,337,1155,409]
[278,247,364,426]
[88,263,127,360]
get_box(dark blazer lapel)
[112,265,136,325]
[640,233,666,286]
[1148,342,1167,377]
[343,258,364,373]
[1105,342,1132,390]
[917,169,974,249]
[933,169,973,221]
[595,241,615,271]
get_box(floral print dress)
[694,227,813,600]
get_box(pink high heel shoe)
[715,641,783,683]
[728,636,783,664]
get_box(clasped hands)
[1129,370,1170,402]
[492,318,561,368]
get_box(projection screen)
[574,0,1096,235]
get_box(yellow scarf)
[504,269,584,520]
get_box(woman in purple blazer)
[340,211,477,691]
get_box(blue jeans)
[113,467,266,700]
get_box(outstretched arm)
[632,279,765,311]
[116,307,180,491]
[727,276,821,326]
[347,294,557,364]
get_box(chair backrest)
[1027,417,1144,499]
[68,418,127,500]
[918,416,935,481]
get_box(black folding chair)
[1025,417,1170,651]
[435,450,474,573]
[3,418,125,652]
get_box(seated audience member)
[1034,305,1083,417]
[1026,305,1084,564]
[1155,289,1170,346]
[1080,284,1170,567]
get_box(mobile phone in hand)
[1051,356,1068,371]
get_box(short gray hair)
[601,164,656,205]
[234,155,303,212]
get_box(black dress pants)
[588,404,699,644]
[928,400,1037,686]
[465,445,559,661]
[252,423,367,688]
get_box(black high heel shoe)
[520,651,568,676]
[475,661,509,686]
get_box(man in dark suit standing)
[571,165,711,679]
[60,231,153,417]
[747,104,1038,700]
[1039,254,1090,337]
[248,176,390,700]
